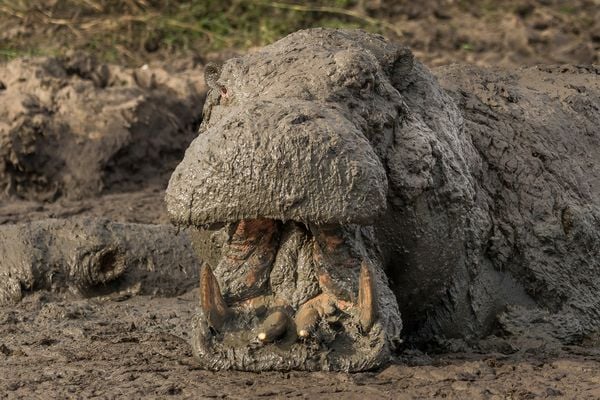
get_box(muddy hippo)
[166,28,600,371]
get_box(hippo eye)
[339,73,375,96]
[359,77,376,96]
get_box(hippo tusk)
[358,260,377,333]
[200,264,229,331]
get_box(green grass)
[0,48,20,61]
[0,47,50,62]
[0,0,591,66]
[0,0,395,64]
[559,5,577,14]
[461,43,474,51]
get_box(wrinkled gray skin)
[167,28,600,371]
[431,64,600,345]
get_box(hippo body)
[166,28,600,371]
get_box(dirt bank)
[0,53,204,202]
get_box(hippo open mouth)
[165,96,403,371]
[164,29,413,371]
[183,217,401,371]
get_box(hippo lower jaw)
[190,218,402,371]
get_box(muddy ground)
[1,289,600,399]
[1,1,600,399]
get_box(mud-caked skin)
[166,28,600,371]
[167,28,414,371]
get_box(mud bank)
[0,218,199,306]
[0,53,205,202]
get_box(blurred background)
[1,0,598,67]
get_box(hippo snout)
[166,100,388,227]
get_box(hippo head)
[166,28,420,371]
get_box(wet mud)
[0,218,199,305]
[1,290,599,399]
[0,52,204,202]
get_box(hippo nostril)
[93,248,126,283]
[291,114,310,124]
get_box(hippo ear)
[389,46,414,91]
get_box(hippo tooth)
[257,310,289,343]
[200,264,229,331]
[295,306,320,338]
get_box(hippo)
[166,28,600,371]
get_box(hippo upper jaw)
[165,100,388,228]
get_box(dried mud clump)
[0,218,199,305]
[0,53,205,201]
